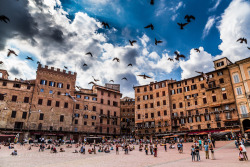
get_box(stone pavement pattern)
[0,141,249,167]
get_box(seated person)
[51,147,57,153]
[27,145,32,150]
[11,150,17,156]
[88,148,92,154]
[72,149,78,153]
[110,146,114,150]
[75,144,79,148]
[46,145,50,149]
[66,144,72,148]
[59,148,65,152]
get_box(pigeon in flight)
[144,24,154,30]
[64,66,68,69]
[150,0,154,5]
[92,76,99,82]
[7,49,18,57]
[88,81,96,85]
[184,15,195,22]
[248,47,250,50]
[194,48,200,53]
[101,22,110,29]
[168,58,174,62]
[177,23,189,30]
[155,38,163,45]
[109,80,114,83]
[86,52,93,57]
[174,51,185,61]
[113,57,120,62]
[237,38,247,44]
[122,77,127,80]
[0,15,10,23]
[37,61,41,64]
[26,56,34,61]
[195,71,209,83]
[83,63,88,67]
[138,74,151,79]
[129,40,137,46]
[0,61,3,65]
[128,63,133,66]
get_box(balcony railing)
[241,113,250,118]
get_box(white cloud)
[202,16,217,39]
[148,52,160,60]
[209,0,222,12]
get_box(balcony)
[241,113,250,118]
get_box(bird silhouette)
[138,74,151,79]
[7,49,18,57]
[248,47,250,50]
[0,15,10,23]
[177,23,189,30]
[0,61,3,65]
[128,63,133,66]
[101,22,110,28]
[168,58,174,62]
[92,76,99,82]
[122,77,127,80]
[113,57,120,62]
[88,81,96,85]
[76,86,82,90]
[109,80,114,83]
[37,61,41,64]
[194,48,200,53]
[26,56,34,61]
[184,15,195,22]
[86,52,93,57]
[155,38,163,45]
[129,40,137,46]
[150,0,154,5]
[195,71,209,83]
[144,24,154,30]
[83,63,87,66]
[237,38,247,44]
[174,51,185,61]
[64,66,68,69]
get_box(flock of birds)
[1,0,250,87]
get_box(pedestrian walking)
[153,144,157,157]
[211,138,215,148]
[204,142,209,159]
[150,144,153,155]
[209,143,215,160]
[239,143,248,161]
[195,144,200,161]
[191,145,195,162]
[164,143,167,152]
[145,145,148,155]
[116,144,119,155]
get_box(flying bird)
[174,51,185,61]
[101,22,110,28]
[83,63,87,66]
[155,38,163,45]
[64,66,68,69]
[194,48,200,53]
[195,71,209,83]
[26,56,34,61]
[144,24,154,30]
[122,77,127,80]
[37,61,41,64]
[184,15,195,22]
[177,23,189,30]
[168,58,174,62]
[109,80,114,83]
[92,76,99,82]
[0,61,3,65]
[88,81,96,85]
[7,49,18,57]
[86,52,93,57]
[0,15,10,23]
[76,86,82,90]
[237,38,247,44]
[248,47,250,50]
[128,63,133,66]
[137,74,152,79]
[150,0,154,5]
[129,40,137,46]
[113,57,120,62]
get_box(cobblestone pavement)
[0,141,249,167]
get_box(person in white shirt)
[240,143,248,161]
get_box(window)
[76,95,81,99]
[38,123,42,130]
[162,91,165,96]
[203,98,207,104]
[39,113,44,120]
[24,97,29,103]
[192,79,194,83]
[84,115,88,119]
[200,84,205,89]
[40,80,47,85]
[21,112,27,119]
[138,114,141,119]
[101,99,104,104]
[171,90,175,95]
[60,115,64,122]
[12,95,17,102]
[108,100,110,105]
[64,102,68,108]
[199,77,204,81]
[222,87,226,91]
[93,106,96,111]
[187,102,191,106]
[100,118,103,123]
[240,105,247,114]
[205,115,210,121]
[177,88,182,93]
[137,88,140,93]
[27,85,31,89]
[207,124,211,129]
[57,83,63,88]
[173,104,176,109]
[67,84,70,89]
[236,87,242,95]
[191,84,197,90]
[163,100,166,105]
[151,113,154,118]
[150,103,154,108]
[196,116,200,122]
[84,96,89,100]
[107,119,110,124]
[217,122,221,128]
[212,96,217,102]
[75,120,78,124]
[223,93,227,100]
[157,101,160,106]
[91,116,96,120]
[163,110,167,115]
[219,78,224,84]
[75,104,80,109]
[150,94,153,99]
[84,105,88,110]
[49,81,55,87]
[47,100,52,106]
[11,111,16,118]
[55,101,60,107]
[209,74,213,78]
[179,102,183,108]
[184,86,190,92]
[217,71,223,76]
[49,90,53,94]
[113,101,118,106]
[156,92,159,97]
[59,127,62,131]
[158,111,161,116]
[145,104,148,108]
[13,83,21,88]
[38,99,43,105]
[92,97,97,101]
[217,61,224,67]
[40,89,44,92]
[188,117,193,123]
[233,74,240,83]
[144,87,147,92]
[57,91,61,95]
[137,105,140,109]
[2,81,7,86]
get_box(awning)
[188,129,223,135]
[45,133,57,136]
[245,129,250,133]
[0,134,15,137]
[221,128,240,133]
[223,119,239,122]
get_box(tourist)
[150,144,153,155]
[209,143,215,160]
[239,151,244,161]
[195,144,200,161]
[11,150,17,156]
[235,139,239,148]
[204,142,209,159]
[211,138,215,148]
[153,144,157,157]
[116,144,119,155]
[198,138,202,150]
[239,143,248,161]
[60,148,65,152]
[191,145,195,162]
[164,142,167,152]
[145,145,148,155]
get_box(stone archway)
[242,119,250,131]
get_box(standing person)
[154,144,157,157]
[145,145,148,155]
[116,144,119,155]
[164,142,167,152]
[239,143,248,161]
[198,138,202,151]
[195,144,200,161]
[204,142,209,159]
[211,138,215,148]
[209,143,215,160]
[235,139,239,148]
[191,145,196,162]
[150,144,153,155]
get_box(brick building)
[134,57,243,139]
[120,97,135,138]
[0,64,121,141]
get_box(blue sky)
[0,0,250,97]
